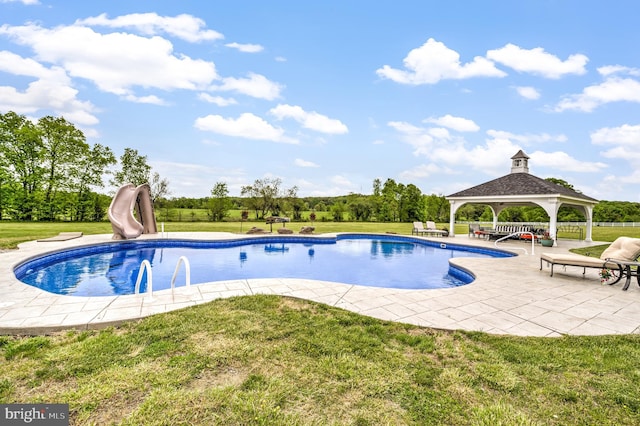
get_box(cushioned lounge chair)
[412,221,427,236]
[412,221,447,237]
[425,221,448,237]
[540,236,640,280]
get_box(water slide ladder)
[493,232,536,255]
[134,256,191,300]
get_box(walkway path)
[1,233,639,336]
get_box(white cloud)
[295,175,358,197]
[428,136,521,175]
[591,124,640,160]
[76,13,223,43]
[591,124,640,146]
[0,23,218,96]
[225,42,264,53]
[388,121,435,156]
[269,104,348,134]
[554,77,640,112]
[330,175,358,190]
[486,43,588,78]
[528,150,608,172]
[423,114,479,132]
[598,65,640,77]
[198,93,237,106]
[399,163,445,180]
[123,94,165,105]
[150,160,247,197]
[618,169,640,184]
[376,38,506,85]
[486,129,567,145]
[0,0,39,4]
[294,158,319,168]
[211,72,283,100]
[0,50,98,125]
[390,120,588,177]
[515,86,541,100]
[194,112,298,144]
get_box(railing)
[494,232,536,255]
[134,259,153,300]
[134,256,191,301]
[170,256,191,290]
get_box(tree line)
[2,111,640,224]
[0,111,167,221]
[198,177,452,223]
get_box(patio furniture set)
[468,224,546,242]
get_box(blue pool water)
[14,234,513,296]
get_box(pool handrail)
[494,232,536,255]
[171,256,191,290]
[134,259,153,300]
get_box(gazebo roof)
[447,172,598,203]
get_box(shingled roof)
[447,172,598,202]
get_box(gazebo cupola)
[510,149,530,174]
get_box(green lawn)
[3,223,640,424]
[1,296,640,425]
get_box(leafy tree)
[347,194,373,221]
[424,194,449,223]
[283,186,304,220]
[111,148,152,188]
[399,184,424,222]
[0,112,44,220]
[208,182,232,221]
[241,177,284,219]
[378,178,400,221]
[111,148,169,202]
[70,143,116,221]
[546,177,579,192]
[150,171,170,203]
[330,201,347,221]
[38,115,88,220]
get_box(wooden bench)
[556,225,583,240]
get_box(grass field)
[0,221,457,250]
[2,220,640,250]
[2,222,640,424]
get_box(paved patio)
[1,232,639,336]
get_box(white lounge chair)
[412,221,427,236]
[540,236,640,282]
[412,221,447,237]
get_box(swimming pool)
[14,234,513,296]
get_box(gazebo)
[445,150,598,243]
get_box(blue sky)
[1,0,640,201]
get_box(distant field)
[0,221,455,249]
[154,208,339,222]
[2,221,640,250]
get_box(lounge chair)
[540,236,640,281]
[412,221,428,236]
[426,221,448,237]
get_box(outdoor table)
[607,259,640,291]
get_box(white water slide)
[108,183,158,239]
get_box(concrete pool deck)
[1,232,639,336]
